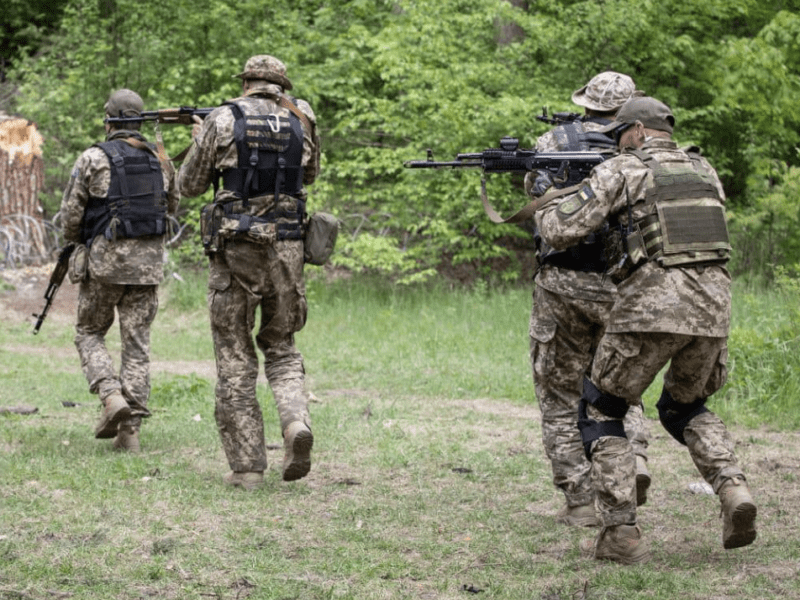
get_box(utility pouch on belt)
[68,244,89,284]
[304,212,339,265]
[200,203,224,254]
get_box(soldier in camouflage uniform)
[60,89,180,452]
[178,55,321,490]
[534,96,757,564]
[524,72,650,528]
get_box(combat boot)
[556,504,599,527]
[719,476,757,549]
[223,471,264,491]
[580,524,650,565]
[94,391,131,439]
[113,424,140,453]
[282,421,313,482]
[636,455,651,506]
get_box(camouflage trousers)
[74,276,158,418]
[530,285,649,508]
[208,240,310,473]
[588,331,743,527]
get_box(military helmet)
[104,89,144,118]
[572,71,636,112]
[234,54,293,90]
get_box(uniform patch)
[557,185,595,219]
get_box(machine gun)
[404,136,608,223]
[104,106,215,126]
[32,243,76,334]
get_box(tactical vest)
[82,139,167,247]
[220,100,304,204]
[550,119,618,153]
[607,149,731,280]
[202,100,307,253]
[536,118,616,273]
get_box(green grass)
[1,271,799,599]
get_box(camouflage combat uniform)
[60,128,179,429]
[178,59,320,477]
[535,123,746,531]
[525,74,649,515]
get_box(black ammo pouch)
[200,199,304,255]
[536,228,608,274]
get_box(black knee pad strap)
[656,388,709,446]
[577,379,629,460]
[582,377,629,419]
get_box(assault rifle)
[104,106,215,126]
[32,242,76,335]
[536,107,583,126]
[403,136,608,223]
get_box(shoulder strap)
[481,178,583,224]
[278,95,313,136]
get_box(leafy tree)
[8,0,800,282]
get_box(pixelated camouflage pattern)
[178,83,319,473]
[74,278,158,416]
[60,130,180,285]
[586,329,743,524]
[571,71,637,112]
[530,285,648,507]
[207,240,310,472]
[535,138,730,336]
[178,92,319,203]
[60,127,178,420]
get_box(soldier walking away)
[178,55,321,490]
[534,96,757,564]
[59,89,180,452]
[524,72,651,527]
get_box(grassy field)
[1,269,799,599]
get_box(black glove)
[529,169,555,197]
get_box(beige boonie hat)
[234,55,293,90]
[104,89,144,118]
[572,71,636,112]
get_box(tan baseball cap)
[608,96,675,134]
[234,55,293,90]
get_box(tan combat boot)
[282,421,313,482]
[556,504,599,527]
[94,391,131,439]
[580,524,650,565]
[223,471,264,491]
[113,424,140,453]
[636,455,651,506]
[719,476,757,549]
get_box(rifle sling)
[481,180,583,224]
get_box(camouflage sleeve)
[295,98,320,185]
[177,111,222,199]
[534,161,626,251]
[59,150,97,243]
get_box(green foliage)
[7,0,800,281]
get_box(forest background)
[2,0,800,285]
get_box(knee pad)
[577,378,628,460]
[656,388,709,446]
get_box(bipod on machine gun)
[32,242,76,334]
[403,136,608,223]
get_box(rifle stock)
[32,243,76,335]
